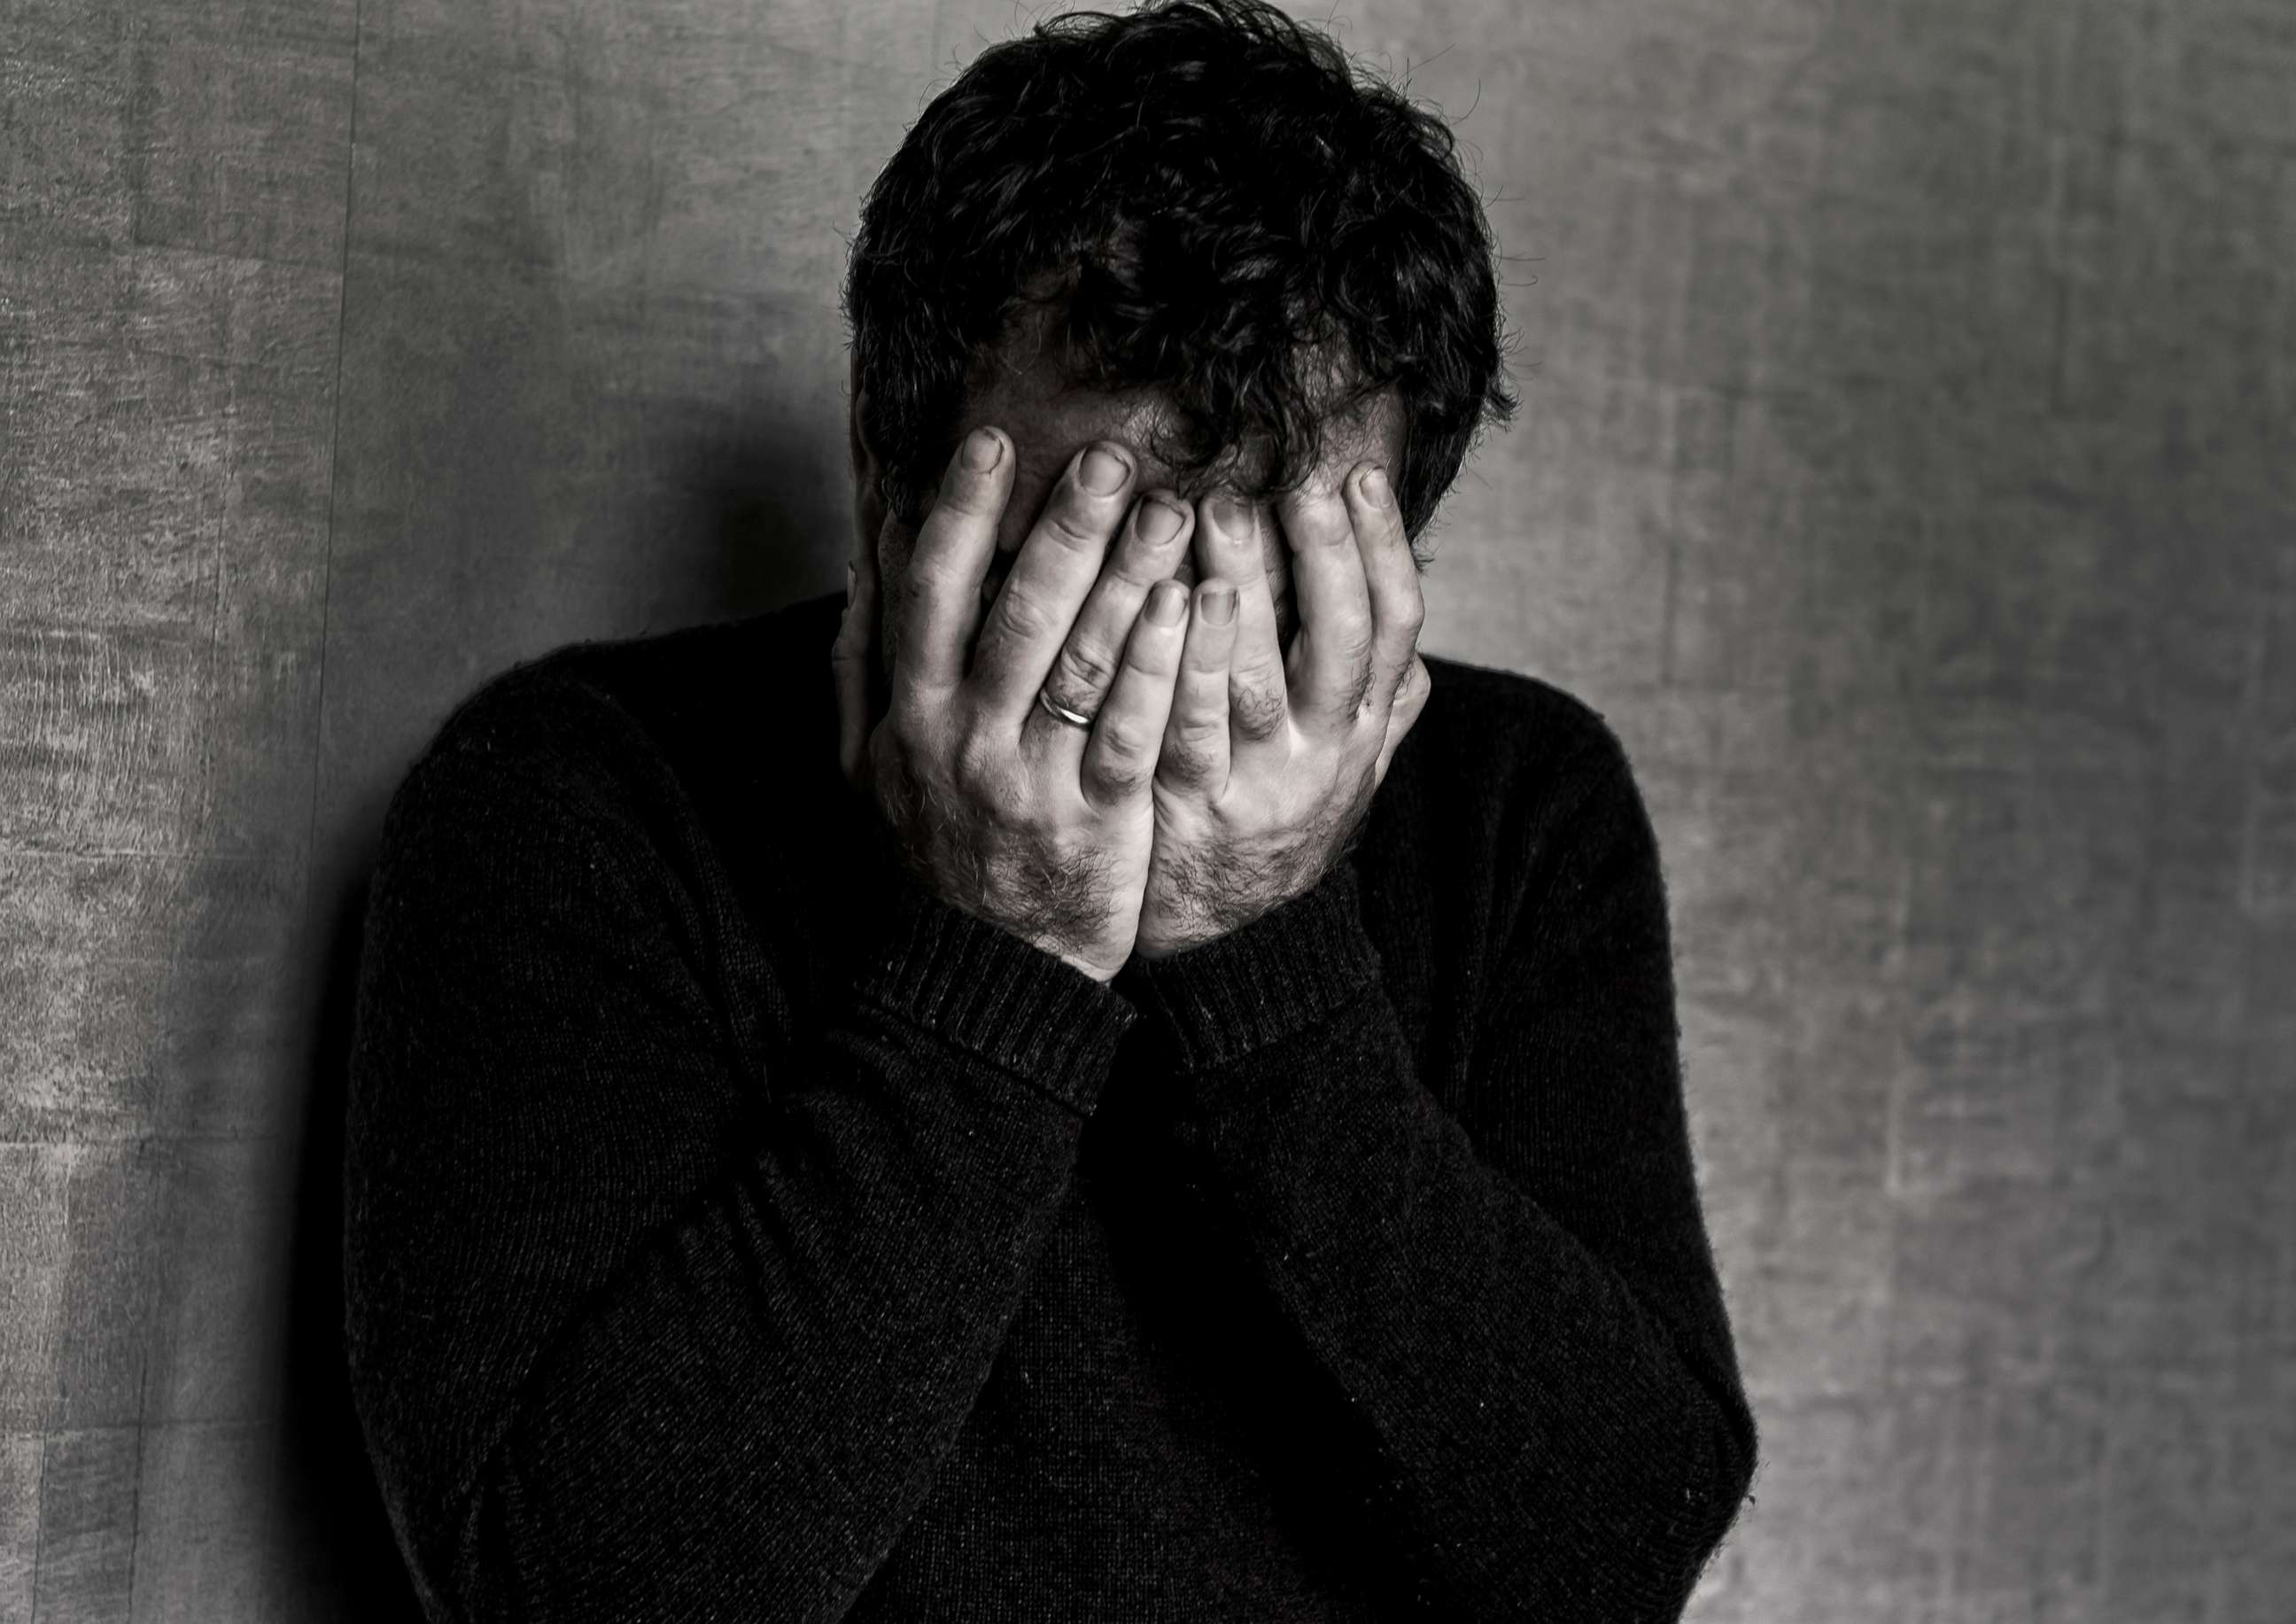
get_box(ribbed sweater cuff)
[851,867,1136,1115]
[1118,860,1380,1073]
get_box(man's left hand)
[1133,461,1431,960]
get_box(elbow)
[344,1339,509,1624]
[1667,1381,1758,1603]
[1504,1382,1759,1624]
[1648,1297,1759,1574]
[1705,1372,1758,1520]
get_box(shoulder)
[1419,653,1626,751]
[371,593,848,949]
[396,591,845,819]
[1376,654,1664,960]
[1411,652,1643,827]
[423,594,835,759]
[374,663,658,890]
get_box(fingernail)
[1208,493,1253,536]
[844,561,856,606]
[1137,495,1184,545]
[1147,579,1186,625]
[1080,444,1130,493]
[1203,582,1236,626]
[1361,463,1390,505]
[962,429,1002,471]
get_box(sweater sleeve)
[343,677,1133,1624]
[1116,722,1757,1622]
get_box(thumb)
[1373,655,1430,787]
[832,557,878,791]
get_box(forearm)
[1122,866,1755,1622]
[439,984,1105,1622]
[344,691,1137,1623]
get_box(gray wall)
[3,0,2291,1617]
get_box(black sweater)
[343,588,1757,1623]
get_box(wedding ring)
[1036,688,1095,728]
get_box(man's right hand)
[848,426,1198,983]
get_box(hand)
[1134,461,1431,958]
[835,427,1200,982]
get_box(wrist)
[850,847,1137,1107]
[1118,861,1379,1071]
[1046,941,1125,983]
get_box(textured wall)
[2,0,2290,1618]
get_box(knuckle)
[1235,651,1284,688]
[1159,738,1217,786]
[1087,754,1148,800]
[899,548,950,596]
[1053,638,1116,698]
[906,558,972,619]
[951,725,999,788]
[1164,709,1224,763]
[1096,715,1149,765]
[988,765,1034,824]
[1043,504,1109,553]
[993,586,1059,646]
[1230,680,1287,740]
[886,689,930,742]
[1172,704,1225,744]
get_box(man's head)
[841,0,1516,665]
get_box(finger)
[1278,476,1376,737]
[1194,492,1287,750]
[1375,654,1432,784]
[1343,461,1422,728]
[1159,578,1237,795]
[897,427,1012,695]
[1080,577,1188,808]
[1026,488,1194,751]
[970,440,1138,723]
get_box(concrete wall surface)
[2,0,2291,1618]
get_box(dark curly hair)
[840,0,1520,551]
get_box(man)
[344,2,1757,1620]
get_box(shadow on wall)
[679,402,853,629]
[283,871,423,1620]
[275,415,841,1614]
